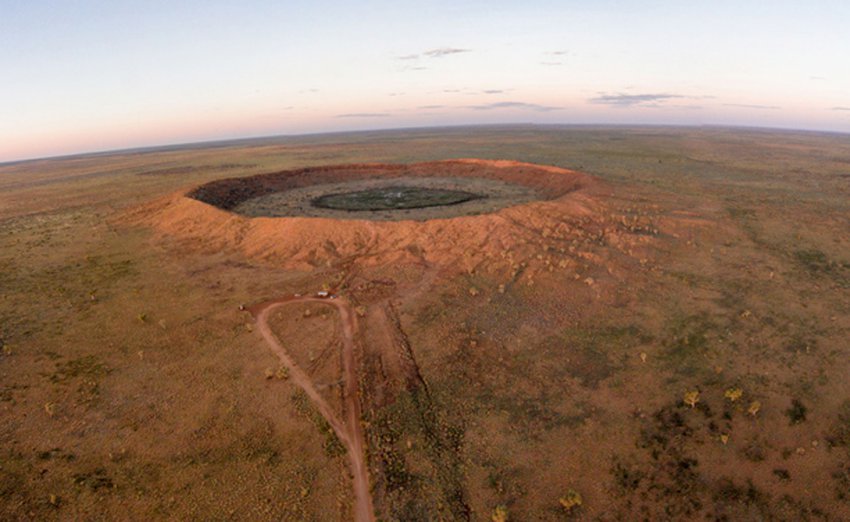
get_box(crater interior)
[186,160,587,224]
[311,186,482,211]
[231,175,543,221]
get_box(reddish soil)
[249,295,375,522]
[124,158,727,519]
[5,130,850,521]
[127,159,609,271]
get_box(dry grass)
[1,125,849,520]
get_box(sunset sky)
[2,0,849,162]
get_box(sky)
[2,0,850,162]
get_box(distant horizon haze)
[3,121,850,167]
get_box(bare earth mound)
[129,159,637,271]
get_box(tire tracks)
[249,295,375,522]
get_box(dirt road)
[249,295,375,522]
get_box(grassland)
[1,125,849,520]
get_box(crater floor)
[232,176,542,221]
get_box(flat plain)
[1,125,849,520]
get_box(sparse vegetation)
[291,391,346,458]
[491,505,509,522]
[683,390,700,408]
[1,126,849,519]
[559,489,583,512]
[72,468,114,492]
[724,387,743,402]
[826,400,850,448]
[785,399,808,425]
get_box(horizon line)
[2,121,849,167]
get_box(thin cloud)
[723,103,780,110]
[590,93,683,107]
[831,106,850,111]
[418,105,446,110]
[466,88,514,96]
[396,48,469,62]
[466,101,561,112]
[335,113,390,118]
[541,51,568,65]
[423,47,470,58]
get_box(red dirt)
[123,158,687,519]
[126,159,607,271]
[249,295,375,522]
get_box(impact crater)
[135,159,606,269]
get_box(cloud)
[831,106,850,111]
[466,89,513,96]
[395,48,462,72]
[590,93,683,107]
[335,113,390,118]
[418,105,445,110]
[423,47,470,58]
[723,103,780,110]
[541,51,568,65]
[466,101,561,112]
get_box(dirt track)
[249,295,375,522]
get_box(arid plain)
[1,126,849,520]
